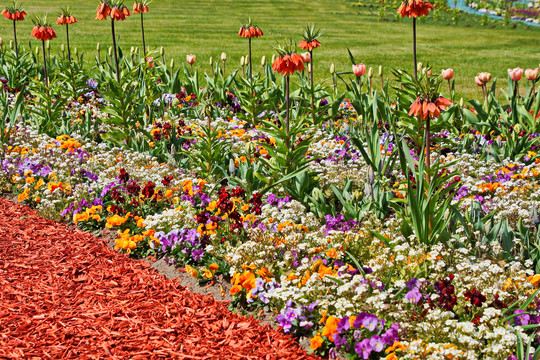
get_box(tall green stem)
[13,20,18,58]
[285,75,290,149]
[111,19,120,82]
[66,24,71,62]
[140,13,146,57]
[413,17,417,80]
[41,40,48,87]
[248,37,252,81]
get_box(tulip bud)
[160,47,165,56]
[514,124,521,134]
[426,69,432,76]
[459,98,464,107]
[46,41,50,51]
[221,52,227,61]
[170,59,174,68]
[34,47,39,57]
[240,56,245,66]
[525,68,539,81]
[271,54,275,64]
[228,159,235,175]
[307,62,312,73]
[74,47,78,56]
[245,54,250,65]
[330,63,335,74]
[130,46,135,54]
[417,62,423,74]
[61,44,65,52]
[261,55,266,66]
[0,37,4,46]
[108,47,113,57]
[209,56,213,65]
[9,40,13,49]
[96,42,101,51]
[368,67,373,78]
[378,65,383,77]
[300,52,311,64]
[442,68,454,80]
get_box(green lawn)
[1,0,538,99]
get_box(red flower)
[238,25,263,38]
[110,5,131,21]
[95,2,111,20]
[408,96,452,120]
[272,53,305,76]
[397,0,433,18]
[31,25,57,41]
[133,1,149,13]
[56,14,77,25]
[2,8,26,21]
[298,39,321,51]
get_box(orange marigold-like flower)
[408,96,452,120]
[397,0,433,18]
[298,39,321,51]
[272,52,305,76]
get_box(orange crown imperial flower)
[133,0,150,14]
[31,16,57,41]
[95,1,111,20]
[57,8,77,25]
[238,18,263,38]
[299,24,324,51]
[2,3,27,21]
[409,96,452,120]
[272,52,305,76]
[397,0,434,18]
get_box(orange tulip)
[526,68,539,81]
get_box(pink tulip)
[186,54,196,65]
[442,68,454,80]
[300,52,311,64]
[146,57,154,68]
[475,76,485,87]
[477,72,492,84]
[508,67,523,81]
[352,63,366,77]
[525,68,539,81]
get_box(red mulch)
[0,198,320,359]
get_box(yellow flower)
[25,177,35,184]
[209,263,219,271]
[17,188,30,203]
[185,265,198,278]
[202,269,213,279]
[241,203,250,212]
[230,284,242,295]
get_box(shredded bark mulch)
[0,198,319,359]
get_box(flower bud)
[170,59,174,68]
[352,64,366,77]
[368,67,373,78]
[508,67,523,81]
[378,65,383,77]
[459,98,464,107]
[61,44,65,52]
[478,72,492,84]
[74,47,78,56]
[130,46,135,54]
[186,54,196,65]
[34,46,39,57]
[9,40,13,49]
[261,55,266,66]
[0,37,4,46]
[245,54,250,65]
[442,68,454,80]
[209,56,213,65]
[221,52,227,61]
[108,47,113,57]
[417,62,423,74]
[330,63,335,74]
[525,68,539,81]
[160,46,165,56]
[96,42,101,51]
[300,52,310,64]
[307,62,312,73]
[46,41,50,50]
[271,54,275,64]
[240,56,245,66]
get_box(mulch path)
[0,198,319,359]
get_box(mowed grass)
[0,0,538,99]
